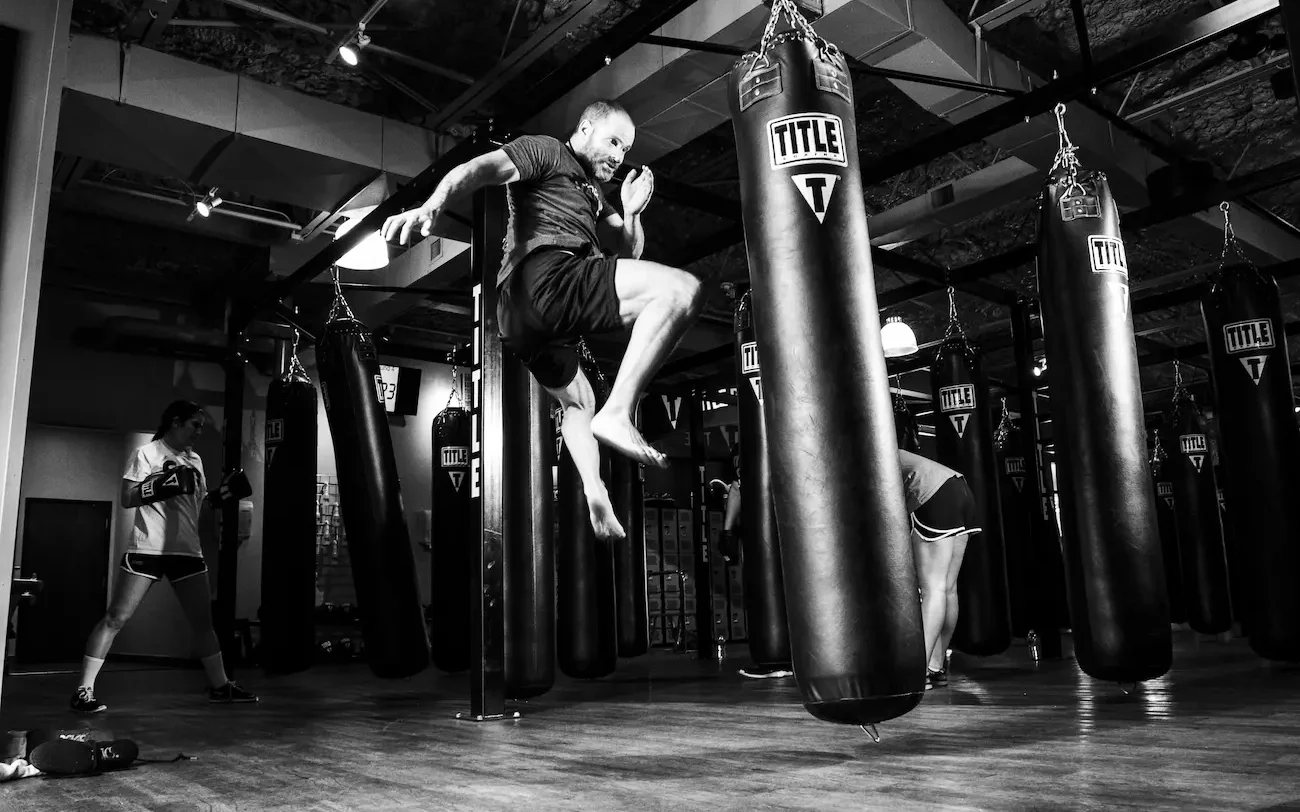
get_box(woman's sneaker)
[69,686,107,714]
[208,682,259,704]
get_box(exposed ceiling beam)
[425,0,608,132]
[124,0,182,47]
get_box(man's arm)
[604,211,645,260]
[424,150,521,212]
[386,149,521,244]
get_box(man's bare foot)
[591,410,668,469]
[589,495,626,541]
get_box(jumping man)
[382,101,705,540]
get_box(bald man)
[384,100,705,541]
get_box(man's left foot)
[589,494,626,540]
[209,682,259,704]
[591,411,668,469]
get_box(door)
[17,499,112,663]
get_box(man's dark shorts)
[497,246,623,389]
[912,476,983,542]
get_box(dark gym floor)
[2,630,1298,812]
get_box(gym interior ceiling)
[46,0,1300,429]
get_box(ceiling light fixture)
[881,315,919,358]
[188,187,223,221]
[334,212,389,271]
[339,25,371,67]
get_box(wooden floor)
[2,631,1298,812]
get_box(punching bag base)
[804,692,923,726]
[368,658,429,681]
[1250,638,1300,664]
[1076,651,1171,684]
[506,683,552,701]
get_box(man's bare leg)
[591,259,704,467]
[548,370,624,540]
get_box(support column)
[1012,297,1064,660]
[0,2,74,708]
[686,391,715,659]
[464,125,510,720]
[216,298,248,668]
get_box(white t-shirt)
[899,449,960,514]
[124,439,207,557]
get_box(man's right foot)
[589,495,626,540]
[591,411,668,469]
[70,686,106,714]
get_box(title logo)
[767,113,847,170]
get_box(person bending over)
[899,449,981,689]
[70,400,258,713]
[382,100,705,541]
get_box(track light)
[189,187,222,221]
[334,212,389,271]
[339,26,371,67]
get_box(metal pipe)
[79,180,303,231]
[216,0,473,84]
[640,34,1025,97]
[1126,52,1290,123]
[1070,0,1092,74]
[169,19,395,31]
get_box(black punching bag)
[733,290,791,669]
[431,400,472,673]
[1164,396,1233,635]
[1202,262,1300,660]
[502,356,556,698]
[260,351,318,674]
[728,15,924,725]
[894,389,922,453]
[609,455,648,658]
[931,335,1012,655]
[1037,140,1171,681]
[317,296,429,678]
[993,415,1032,639]
[1148,434,1187,626]
[556,351,618,679]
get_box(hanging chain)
[1051,103,1087,200]
[1172,360,1185,401]
[326,264,356,321]
[943,285,966,340]
[446,356,461,409]
[1219,201,1252,269]
[993,396,1013,449]
[760,0,838,60]
[287,327,308,377]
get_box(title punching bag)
[931,333,1012,655]
[993,413,1032,639]
[1148,434,1187,626]
[1164,394,1233,635]
[260,348,318,674]
[317,295,429,679]
[556,348,618,679]
[1037,114,1171,682]
[894,389,922,453]
[609,454,649,658]
[733,289,791,669]
[1202,260,1300,660]
[502,354,556,698]
[728,5,924,725]
[431,386,473,673]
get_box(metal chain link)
[993,396,1013,449]
[943,285,966,340]
[1051,103,1087,200]
[759,0,838,60]
[1219,201,1254,270]
[327,264,356,321]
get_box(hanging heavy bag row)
[727,1,923,727]
[931,325,1011,656]
[1201,247,1300,661]
[1036,106,1170,683]
[317,292,429,679]
[260,345,318,675]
